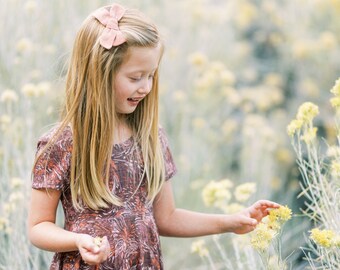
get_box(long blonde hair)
[36,6,165,210]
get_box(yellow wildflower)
[330,96,340,109]
[310,228,335,248]
[188,52,208,67]
[93,237,103,247]
[250,223,276,251]
[300,79,319,98]
[326,146,340,157]
[9,192,24,203]
[234,182,256,202]
[296,102,319,123]
[287,119,303,136]
[319,31,337,50]
[269,205,292,223]
[1,89,18,103]
[265,215,281,231]
[202,180,232,208]
[219,179,234,189]
[10,177,23,189]
[235,2,258,29]
[209,61,225,74]
[191,240,209,257]
[275,148,293,165]
[16,38,33,53]
[220,69,236,86]
[264,73,283,88]
[36,81,51,96]
[301,127,317,144]
[172,90,187,102]
[330,77,340,96]
[21,83,38,97]
[331,160,340,176]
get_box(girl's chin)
[116,108,137,115]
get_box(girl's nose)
[137,79,152,94]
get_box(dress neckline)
[113,136,134,150]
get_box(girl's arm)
[28,188,110,265]
[28,188,78,251]
[153,181,280,237]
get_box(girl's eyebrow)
[127,68,157,74]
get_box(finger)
[254,200,280,209]
[97,236,110,261]
[103,237,111,256]
[241,215,258,226]
[81,237,100,254]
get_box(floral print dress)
[32,126,176,270]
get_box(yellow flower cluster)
[287,119,303,136]
[250,223,277,251]
[287,102,319,142]
[300,127,318,144]
[202,179,233,208]
[330,77,340,96]
[268,205,292,223]
[331,160,340,176]
[234,182,257,202]
[251,206,292,251]
[202,180,257,212]
[310,228,340,248]
[191,240,209,258]
[0,89,19,103]
[296,102,319,124]
[21,81,51,98]
[330,77,340,111]
[93,236,103,247]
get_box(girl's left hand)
[76,234,111,265]
[229,200,280,234]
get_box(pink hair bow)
[92,4,126,49]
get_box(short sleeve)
[159,127,177,180]
[32,129,72,190]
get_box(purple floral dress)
[32,126,176,270]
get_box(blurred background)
[0,0,339,269]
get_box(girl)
[28,3,280,270]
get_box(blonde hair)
[36,6,165,210]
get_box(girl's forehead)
[120,45,162,72]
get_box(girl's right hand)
[76,234,110,265]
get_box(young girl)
[28,3,280,269]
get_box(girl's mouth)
[127,98,140,102]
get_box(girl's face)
[114,44,162,115]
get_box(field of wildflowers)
[1,0,339,269]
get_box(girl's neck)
[114,116,132,145]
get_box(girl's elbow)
[155,218,173,237]
[27,224,38,246]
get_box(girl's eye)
[130,77,141,82]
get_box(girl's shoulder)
[158,125,168,139]
[36,123,73,153]
[158,125,171,144]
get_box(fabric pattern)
[32,126,176,270]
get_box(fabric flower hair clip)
[92,4,126,49]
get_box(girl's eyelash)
[130,74,154,81]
